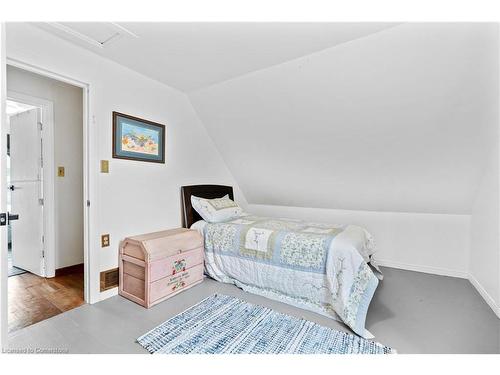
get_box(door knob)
[0,212,19,226]
[8,213,19,223]
[8,185,15,191]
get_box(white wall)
[7,65,84,269]
[249,204,470,278]
[469,145,500,316]
[468,24,500,317]
[5,23,245,302]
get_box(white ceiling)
[36,22,397,92]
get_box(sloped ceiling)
[35,22,397,92]
[29,22,498,214]
[189,23,499,214]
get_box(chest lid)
[121,228,203,261]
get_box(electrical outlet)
[100,160,109,173]
[58,166,65,177]
[101,234,110,247]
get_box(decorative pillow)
[191,194,243,223]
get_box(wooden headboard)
[181,185,234,228]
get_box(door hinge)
[42,235,45,244]
[40,137,43,167]
[39,198,44,206]
[87,200,90,207]
[38,122,43,131]
[41,250,45,258]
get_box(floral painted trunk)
[119,228,204,308]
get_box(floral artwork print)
[113,112,165,163]
[121,122,159,155]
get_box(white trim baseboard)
[376,259,500,319]
[468,273,500,319]
[376,259,469,279]
[99,286,118,301]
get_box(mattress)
[192,214,381,338]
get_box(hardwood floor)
[8,271,85,333]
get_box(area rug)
[137,294,395,354]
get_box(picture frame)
[112,111,166,163]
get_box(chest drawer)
[149,246,204,282]
[149,263,204,303]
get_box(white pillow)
[191,194,243,223]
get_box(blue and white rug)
[137,294,394,354]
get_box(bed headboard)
[181,184,234,228]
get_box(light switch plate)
[100,160,109,173]
[101,234,110,247]
[58,166,65,177]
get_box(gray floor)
[7,267,500,354]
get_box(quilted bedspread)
[201,215,380,338]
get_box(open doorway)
[6,65,85,333]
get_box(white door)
[9,108,44,276]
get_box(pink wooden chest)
[119,228,204,308]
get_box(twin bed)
[181,184,381,338]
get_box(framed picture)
[112,112,166,163]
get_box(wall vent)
[100,268,119,291]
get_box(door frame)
[7,91,55,278]
[1,22,8,349]
[3,59,93,304]
[1,47,99,348]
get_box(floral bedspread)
[201,215,380,338]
